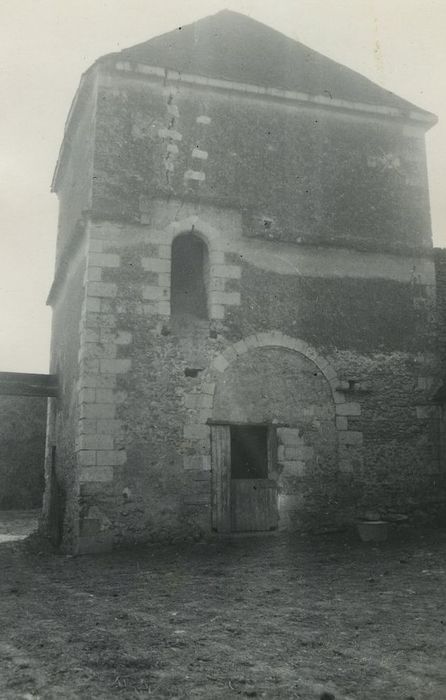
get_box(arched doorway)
[211,346,337,532]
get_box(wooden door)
[211,423,278,533]
[211,424,231,532]
[230,478,278,531]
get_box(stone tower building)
[43,11,442,553]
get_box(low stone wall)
[0,396,46,509]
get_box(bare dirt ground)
[0,511,39,543]
[0,516,445,700]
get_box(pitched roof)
[116,10,432,117]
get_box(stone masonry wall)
[49,65,441,550]
[434,248,446,376]
[0,396,46,509]
[70,201,443,548]
[43,237,88,551]
[54,72,97,266]
[91,68,432,253]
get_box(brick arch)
[166,216,222,250]
[210,332,343,408]
[181,332,363,475]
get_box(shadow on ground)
[0,522,445,699]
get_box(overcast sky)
[0,0,445,373]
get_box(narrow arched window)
[171,233,209,319]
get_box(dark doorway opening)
[230,425,268,479]
[171,233,208,319]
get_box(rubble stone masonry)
[45,53,444,553]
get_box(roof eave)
[111,58,438,128]
[51,52,437,197]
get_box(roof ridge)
[104,11,435,119]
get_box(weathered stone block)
[157,273,171,287]
[297,445,314,459]
[184,393,213,409]
[233,340,249,355]
[78,373,117,389]
[201,382,216,396]
[209,277,227,293]
[99,359,131,374]
[96,449,126,466]
[79,388,96,404]
[183,424,210,440]
[89,253,120,268]
[339,460,354,474]
[282,460,306,476]
[79,466,114,482]
[159,128,182,141]
[80,342,117,361]
[78,419,97,435]
[89,239,103,253]
[210,264,241,279]
[82,328,100,343]
[79,358,100,374]
[192,148,208,160]
[114,330,132,345]
[141,257,171,273]
[255,332,272,345]
[223,346,238,362]
[278,494,302,511]
[78,434,114,451]
[183,455,203,470]
[284,447,303,460]
[277,428,302,445]
[85,312,117,329]
[324,365,338,382]
[85,297,101,313]
[80,403,116,420]
[84,267,102,282]
[210,304,225,319]
[336,416,348,430]
[96,419,122,434]
[213,355,229,372]
[338,430,363,446]
[333,391,346,404]
[142,285,168,300]
[336,402,361,416]
[245,335,260,349]
[95,389,115,404]
[157,301,171,316]
[158,244,171,259]
[184,169,206,181]
[78,450,97,466]
[87,282,118,298]
[212,292,240,306]
[100,299,114,314]
[202,456,211,471]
